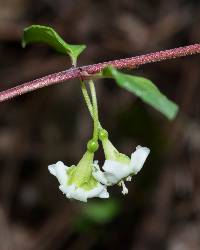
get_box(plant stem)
[80,80,93,117]
[1,43,200,102]
[89,80,99,140]
[80,80,102,130]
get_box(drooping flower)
[92,129,150,195]
[48,142,109,202]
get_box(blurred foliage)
[75,199,121,231]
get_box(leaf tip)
[167,104,179,120]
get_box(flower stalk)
[80,80,93,118]
[89,80,99,141]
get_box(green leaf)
[22,25,86,66]
[103,67,179,120]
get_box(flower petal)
[59,184,75,196]
[48,161,68,185]
[70,188,88,202]
[61,183,109,202]
[130,146,150,174]
[102,160,131,184]
[99,189,110,198]
[92,164,110,185]
[86,184,109,200]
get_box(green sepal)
[100,134,130,165]
[67,151,98,191]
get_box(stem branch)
[1,43,200,102]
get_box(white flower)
[103,145,150,182]
[93,145,149,184]
[93,129,150,195]
[48,151,109,202]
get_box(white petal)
[99,189,109,198]
[70,188,88,202]
[48,161,68,185]
[59,184,87,201]
[102,160,131,184]
[130,146,150,174]
[60,181,109,202]
[59,184,75,196]
[48,164,57,176]
[92,164,110,185]
[73,184,109,202]
[85,183,109,199]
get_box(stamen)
[119,180,128,195]
[126,176,132,181]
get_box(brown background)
[0,0,200,249]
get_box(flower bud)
[87,139,99,153]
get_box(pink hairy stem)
[0,43,200,102]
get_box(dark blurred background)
[0,0,200,249]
